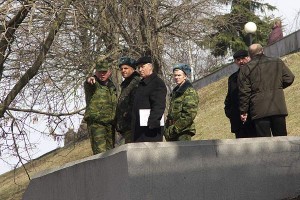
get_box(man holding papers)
[132,56,167,142]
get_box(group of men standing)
[84,55,199,155]
[83,42,295,155]
[225,43,295,138]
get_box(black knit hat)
[136,56,152,65]
[233,50,248,59]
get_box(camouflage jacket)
[165,80,199,138]
[116,71,140,132]
[84,76,117,125]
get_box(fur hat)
[119,57,136,69]
[173,63,191,75]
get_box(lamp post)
[244,22,257,45]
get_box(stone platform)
[23,136,300,200]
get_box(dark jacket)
[224,71,241,133]
[132,72,167,142]
[225,70,257,137]
[267,26,283,45]
[238,54,294,120]
[116,71,141,132]
[165,80,199,140]
[84,77,117,125]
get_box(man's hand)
[87,76,96,84]
[240,113,248,123]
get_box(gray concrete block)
[23,137,300,200]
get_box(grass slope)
[0,52,299,200]
[0,140,93,200]
[194,52,300,140]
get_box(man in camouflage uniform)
[115,56,140,144]
[84,60,117,154]
[164,63,199,141]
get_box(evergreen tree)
[205,0,276,57]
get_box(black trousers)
[253,115,287,137]
[235,120,257,138]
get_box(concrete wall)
[192,63,238,90]
[192,29,300,90]
[23,136,300,200]
[264,30,300,58]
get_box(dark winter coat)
[132,72,167,142]
[224,70,241,133]
[225,70,257,137]
[165,80,199,140]
[116,71,141,132]
[238,54,294,120]
[267,26,283,45]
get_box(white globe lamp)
[244,22,257,34]
[244,22,257,45]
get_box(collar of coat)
[94,76,115,89]
[171,80,193,97]
[247,54,265,69]
[140,72,157,85]
[121,71,140,87]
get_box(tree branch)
[0,0,74,118]
[7,107,85,117]
[0,1,35,82]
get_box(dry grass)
[0,52,300,200]
[194,52,300,140]
[282,53,300,136]
[0,140,93,200]
[193,76,233,140]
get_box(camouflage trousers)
[177,134,191,141]
[88,123,115,155]
[167,134,192,141]
[116,130,133,146]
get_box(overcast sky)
[0,0,299,176]
[264,0,300,34]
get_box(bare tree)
[0,0,230,175]
[0,0,76,174]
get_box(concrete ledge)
[23,137,300,200]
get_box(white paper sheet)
[139,109,164,126]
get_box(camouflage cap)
[119,56,136,69]
[95,60,110,71]
[173,63,191,75]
